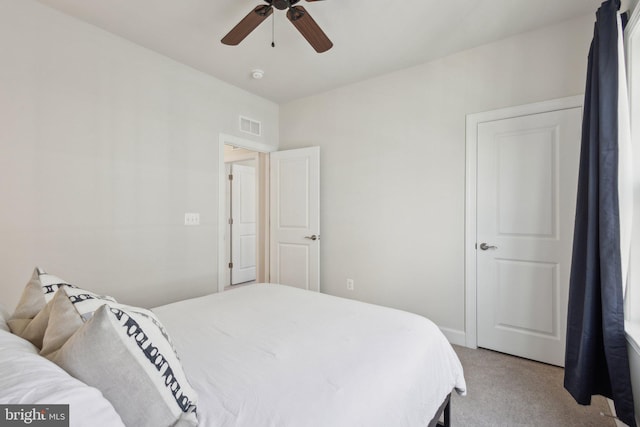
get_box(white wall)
[626,2,640,422]
[629,0,640,326]
[0,0,278,310]
[625,0,639,13]
[628,332,640,426]
[279,15,594,338]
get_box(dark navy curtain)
[564,1,636,426]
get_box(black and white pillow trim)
[36,269,77,296]
[66,292,115,321]
[108,307,197,415]
[64,289,180,357]
[42,283,77,296]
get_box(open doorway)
[218,134,273,292]
[224,146,258,288]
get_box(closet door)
[476,107,581,366]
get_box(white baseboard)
[439,327,466,346]
[607,398,627,427]
[626,324,640,427]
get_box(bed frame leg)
[442,397,450,427]
[436,396,451,427]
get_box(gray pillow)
[8,267,76,343]
[40,286,117,357]
[50,304,198,427]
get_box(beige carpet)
[450,345,615,427]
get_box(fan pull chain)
[271,13,275,48]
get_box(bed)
[1,269,466,427]
[153,284,466,427]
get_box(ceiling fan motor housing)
[271,0,301,10]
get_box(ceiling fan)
[221,0,333,53]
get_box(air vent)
[239,116,261,136]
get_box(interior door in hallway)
[230,162,257,285]
[476,107,581,366]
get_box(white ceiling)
[35,0,602,104]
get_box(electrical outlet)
[346,279,354,291]
[184,213,200,226]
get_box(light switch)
[184,213,200,226]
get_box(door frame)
[464,95,583,348]
[218,133,276,293]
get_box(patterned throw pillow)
[8,268,77,345]
[50,304,198,427]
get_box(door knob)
[305,235,320,241]
[479,243,497,250]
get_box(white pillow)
[0,328,125,427]
[8,267,76,337]
[50,304,198,427]
[41,286,117,357]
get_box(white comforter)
[154,284,466,427]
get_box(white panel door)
[270,147,320,291]
[231,163,257,284]
[477,107,581,366]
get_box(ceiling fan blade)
[286,6,333,53]
[305,0,326,2]
[221,5,273,46]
